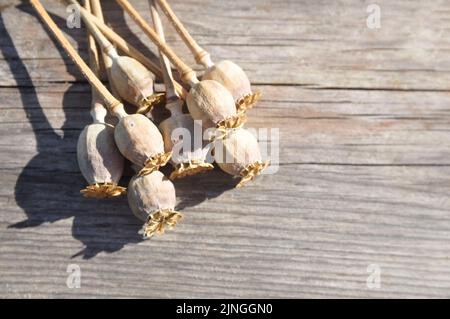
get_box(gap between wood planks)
[3,82,450,93]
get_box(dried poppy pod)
[127,170,182,238]
[159,108,213,179]
[32,0,170,178]
[76,0,125,199]
[109,55,163,114]
[186,79,246,131]
[214,128,269,188]
[71,0,163,114]
[202,60,262,111]
[116,0,246,131]
[77,120,126,198]
[150,1,213,179]
[155,0,261,111]
[114,113,171,176]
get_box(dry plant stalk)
[116,0,247,133]
[150,0,213,179]
[127,170,182,238]
[90,0,119,98]
[214,128,270,187]
[30,0,119,113]
[31,0,170,177]
[75,5,188,99]
[70,0,163,114]
[155,0,261,111]
[77,0,126,199]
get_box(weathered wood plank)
[2,85,450,167]
[1,0,450,89]
[1,164,450,298]
[0,0,449,298]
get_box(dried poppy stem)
[89,0,120,99]
[150,0,213,179]
[149,0,177,101]
[31,0,171,176]
[30,0,123,116]
[155,0,261,111]
[70,0,163,114]
[74,4,187,99]
[85,0,104,121]
[128,170,182,239]
[115,0,246,132]
[77,0,126,198]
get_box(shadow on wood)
[4,1,236,259]
[6,1,143,259]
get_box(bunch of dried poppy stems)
[30,0,269,239]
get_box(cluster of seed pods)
[116,0,269,187]
[152,0,270,187]
[149,1,214,179]
[31,0,270,239]
[71,0,163,114]
[72,1,172,178]
[155,0,261,111]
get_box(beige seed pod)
[202,60,262,111]
[32,0,170,179]
[127,171,182,238]
[72,0,164,114]
[76,0,125,199]
[114,114,171,176]
[186,79,246,130]
[150,1,213,179]
[116,0,246,131]
[109,55,162,114]
[159,111,213,179]
[155,0,261,111]
[77,123,125,198]
[185,79,246,132]
[214,128,269,188]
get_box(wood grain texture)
[0,0,450,298]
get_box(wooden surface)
[1,0,450,298]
